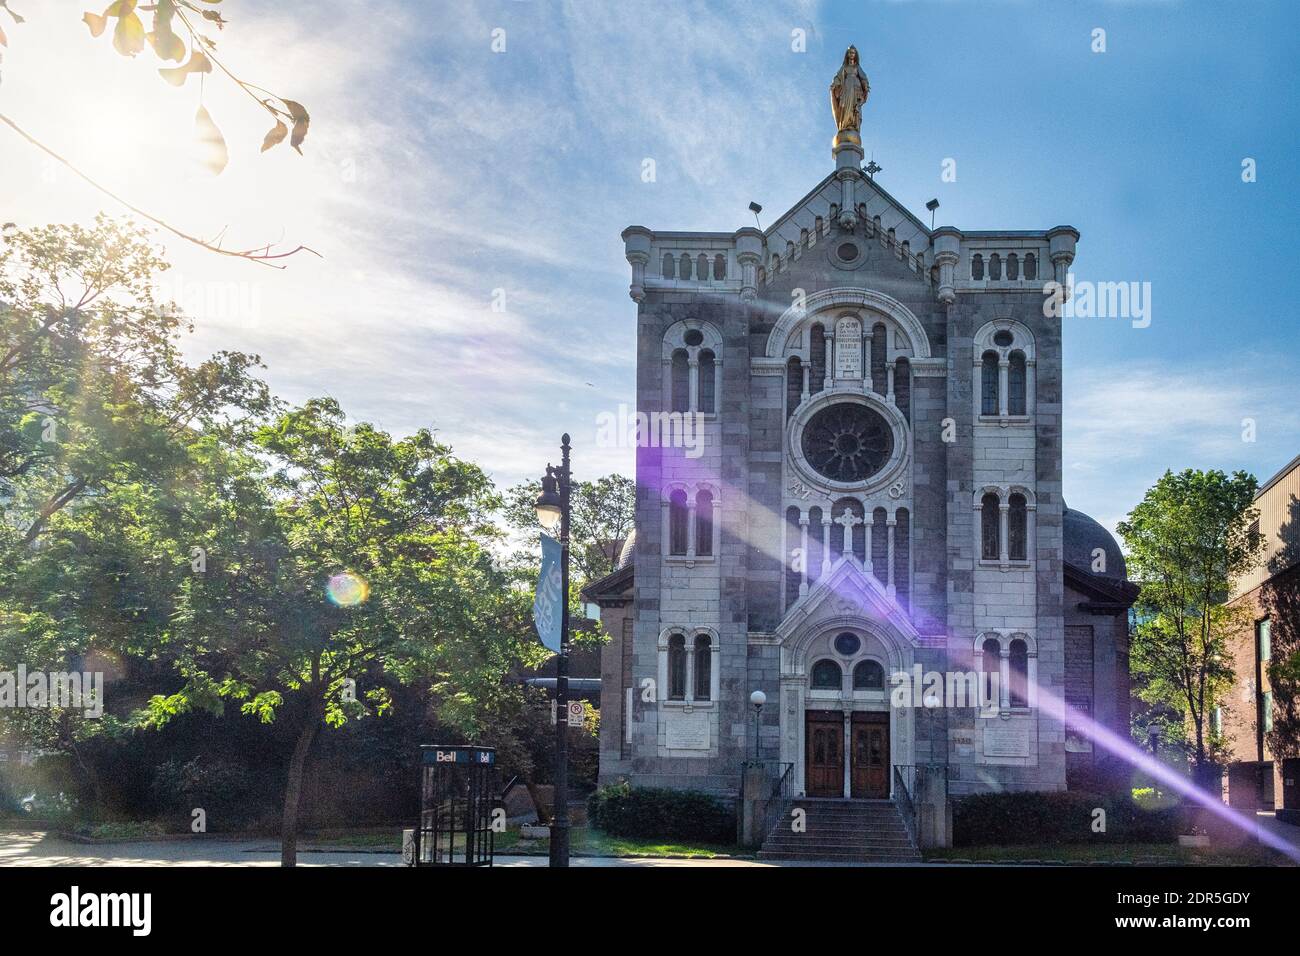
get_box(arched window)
[1009,638,1029,707]
[1008,493,1027,561]
[667,633,686,700]
[971,253,984,280]
[981,492,1000,560]
[785,506,802,608]
[786,357,803,420]
[693,634,712,701]
[662,253,675,279]
[668,490,689,556]
[698,349,716,414]
[679,253,692,280]
[1008,351,1026,415]
[871,507,888,585]
[895,357,911,422]
[811,659,842,690]
[669,349,691,412]
[894,507,911,608]
[871,322,887,395]
[810,322,827,393]
[1007,253,1019,280]
[989,253,1002,281]
[697,253,709,282]
[807,506,824,586]
[981,637,1002,705]
[695,489,715,557]
[853,659,884,690]
[981,351,999,416]
[713,254,726,280]
[1024,253,1037,280]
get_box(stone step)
[758,798,920,863]
[758,848,922,863]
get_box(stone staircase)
[758,798,921,863]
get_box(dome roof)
[616,530,637,569]
[1063,503,1126,579]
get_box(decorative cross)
[865,160,882,179]
[834,509,863,534]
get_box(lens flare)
[326,571,369,607]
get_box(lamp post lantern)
[750,690,766,762]
[535,435,572,867]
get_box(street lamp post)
[535,435,571,868]
[750,690,766,763]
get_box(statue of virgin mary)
[830,45,870,133]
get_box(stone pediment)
[774,556,921,648]
[762,171,931,272]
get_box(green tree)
[146,399,546,865]
[1117,469,1266,785]
[0,217,270,805]
[502,473,635,589]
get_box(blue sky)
[2,0,1297,533]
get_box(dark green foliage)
[587,782,733,843]
[953,790,1180,847]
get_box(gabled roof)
[580,562,633,606]
[774,556,921,647]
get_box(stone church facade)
[584,58,1136,831]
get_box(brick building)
[1221,453,1300,815]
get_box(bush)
[953,790,1181,847]
[587,781,733,844]
[149,757,262,831]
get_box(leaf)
[282,99,310,154]
[82,11,107,37]
[112,10,145,56]
[201,9,225,28]
[194,105,228,176]
[146,0,183,60]
[147,27,184,61]
[0,24,5,47]
[158,48,210,86]
[260,119,288,153]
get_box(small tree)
[1117,469,1265,787]
[144,399,546,865]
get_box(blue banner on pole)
[532,533,563,653]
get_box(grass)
[303,826,741,859]
[926,842,1293,866]
[499,826,741,859]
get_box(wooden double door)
[805,711,889,799]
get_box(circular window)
[810,659,843,690]
[801,403,894,483]
[683,329,704,347]
[837,242,858,262]
[833,632,861,656]
[992,330,1014,347]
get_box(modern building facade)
[1221,453,1300,815]
[585,53,1137,837]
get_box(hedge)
[953,790,1181,846]
[587,782,733,843]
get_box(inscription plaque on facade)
[982,718,1032,757]
[664,713,710,751]
[834,317,862,379]
[949,728,976,757]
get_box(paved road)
[0,831,855,867]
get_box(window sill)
[978,559,1032,571]
[666,555,716,568]
[977,415,1032,427]
[663,700,715,711]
